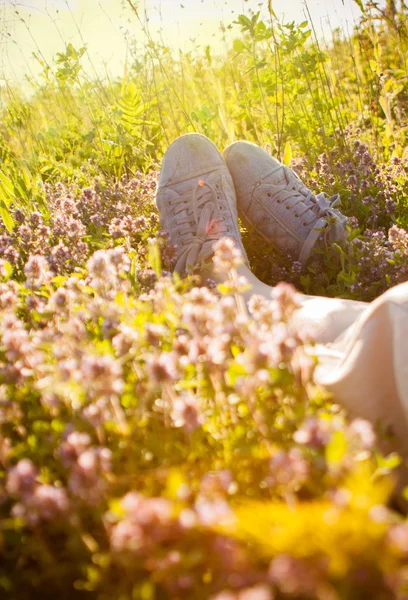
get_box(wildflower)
[6,459,37,497]
[248,294,267,317]
[220,275,250,294]
[13,208,25,224]
[49,242,72,272]
[59,431,91,467]
[28,484,69,523]
[268,448,309,490]
[211,586,273,600]
[204,333,231,365]
[29,211,43,228]
[179,508,198,529]
[270,282,300,321]
[146,352,178,383]
[110,519,144,553]
[113,324,140,356]
[135,216,148,231]
[47,287,71,313]
[171,393,203,434]
[110,493,174,554]
[121,491,144,514]
[69,447,112,502]
[389,225,408,253]
[0,281,18,311]
[213,237,243,272]
[82,398,111,427]
[200,470,233,495]
[87,250,116,289]
[24,254,52,289]
[80,354,124,398]
[348,418,376,450]
[108,246,131,273]
[188,286,217,305]
[388,523,408,556]
[137,267,157,289]
[293,417,333,448]
[269,554,320,595]
[1,318,43,379]
[195,495,233,526]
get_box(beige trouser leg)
[232,263,369,344]
[211,264,408,477]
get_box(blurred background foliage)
[0,1,407,189]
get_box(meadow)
[1,0,408,598]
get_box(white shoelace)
[170,179,227,274]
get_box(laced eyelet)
[216,194,221,200]
[218,205,223,210]
[302,222,307,227]
[215,184,220,189]
[285,205,291,210]
[267,192,271,198]
[295,213,299,218]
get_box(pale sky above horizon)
[0,0,363,86]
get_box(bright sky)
[0,0,362,84]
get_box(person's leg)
[208,257,408,498]
[209,260,368,344]
[156,133,408,484]
[314,281,408,499]
[220,139,369,342]
[157,133,366,344]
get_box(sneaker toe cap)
[223,141,282,209]
[159,133,224,188]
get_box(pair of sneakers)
[156,134,348,276]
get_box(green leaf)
[226,362,247,386]
[201,105,212,118]
[351,0,365,11]
[0,172,15,201]
[369,59,379,74]
[237,15,251,28]
[283,142,292,166]
[233,39,245,53]
[0,200,14,232]
[326,430,348,467]
[376,452,402,473]
[148,240,162,277]
[251,11,260,25]
[2,261,13,280]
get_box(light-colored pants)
[309,283,408,463]
[234,264,408,473]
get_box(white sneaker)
[156,134,248,275]
[223,141,348,266]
